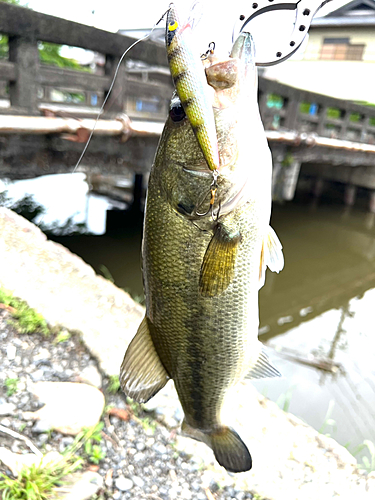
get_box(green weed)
[276,386,296,413]
[351,440,375,472]
[0,288,49,335]
[108,375,120,394]
[0,423,107,499]
[140,417,156,434]
[5,377,19,397]
[126,397,142,417]
[319,400,337,437]
[54,331,71,343]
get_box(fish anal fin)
[120,316,169,404]
[259,225,284,288]
[245,346,282,380]
[200,224,241,298]
[182,420,252,473]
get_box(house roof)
[312,0,375,27]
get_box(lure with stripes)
[165,3,220,172]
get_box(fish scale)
[120,31,284,473]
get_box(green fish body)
[120,32,284,473]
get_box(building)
[262,0,375,103]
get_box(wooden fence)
[0,3,172,120]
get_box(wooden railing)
[0,3,173,120]
[258,77,375,145]
[1,3,375,146]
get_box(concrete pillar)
[344,184,357,207]
[312,177,325,199]
[8,35,39,114]
[369,190,375,214]
[282,159,302,201]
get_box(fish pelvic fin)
[245,344,282,380]
[182,420,252,473]
[120,316,169,404]
[259,225,284,288]
[200,223,241,298]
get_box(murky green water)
[53,193,375,466]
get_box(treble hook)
[200,41,215,60]
[196,169,220,220]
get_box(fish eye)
[169,101,186,122]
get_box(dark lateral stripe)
[167,45,183,62]
[173,70,188,85]
[181,97,195,108]
[191,123,204,133]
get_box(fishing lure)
[165,3,220,173]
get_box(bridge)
[1,3,375,210]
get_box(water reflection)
[254,201,375,463]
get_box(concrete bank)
[1,207,374,499]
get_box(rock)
[132,475,145,488]
[0,448,63,476]
[51,471,103,500]
[115,476,134,491]
[0,402,16,416]
[22,382,105,435]
[79,365,102,388]
[6,345,16,360]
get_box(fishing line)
[72,7,170,174]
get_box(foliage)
[54,330,71,343]
[326,107,341,120]
[4,377,19,397]
[318,400,336,437]
[276,386,295,413]
[1,193,45,222]
[77,423,106,465]
[0,287,49,335]
[350,440,375,473]
[0,0,89,71]
[38,42,85,71]
[108,375,120,394]
[1,191,88,236]
[0,423,108,499]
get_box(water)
[2,174,375,465]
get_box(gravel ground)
[0,309,258,500]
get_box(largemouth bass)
[120,30,284,473]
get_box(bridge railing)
[258,77,375,145]
[0,3,173,120]
[1,3,375,147]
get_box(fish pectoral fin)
[200,223,241,297]
[245,346,282,380]
[259,225,284,288]
[120,316,169,404]
[182,420,252,473]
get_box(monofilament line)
[72,8,170,174]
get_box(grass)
[0,424,106,500]
[4,377,19,397]
[0,288,49,336]
[107,375,120,394]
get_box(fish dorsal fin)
[259,225,284,288]
[200,223,241,298]
[120,316,169,403]
[245,346,281,380]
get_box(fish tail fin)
[182,420,252,473]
